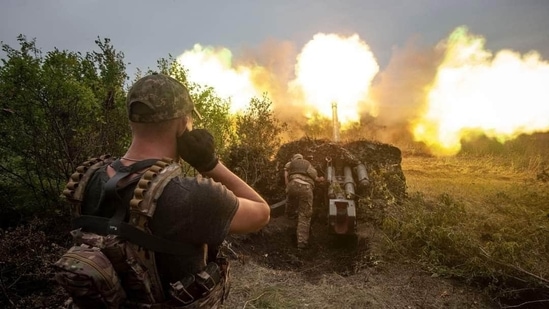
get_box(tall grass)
[459,132,549,176]
[384,147,549,305]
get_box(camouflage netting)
[224,137,407,224]
[273,138,407,223]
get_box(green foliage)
[226,94,286,187]
[235,94,285,156]
[189,84,235,159]
[0,35,129,220]
[382,185,549,300]
[384,193,472,266]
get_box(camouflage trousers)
[286,180,313,248]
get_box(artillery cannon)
[324,156,369,236]
[272,137,406,246]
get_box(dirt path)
[223,214,498,309]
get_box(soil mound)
[235,137,408,272]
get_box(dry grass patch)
[224,259,494,309]
[384,155,549,307]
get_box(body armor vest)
[288,159,314,185]
[55,155,229,308]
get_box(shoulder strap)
[128,157,183,303]
[128,157,182,224]
[63,154,114,217]
[101,158,158,233]
[71,158,195,255]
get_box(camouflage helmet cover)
[126,73,202,123]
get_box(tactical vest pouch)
[168,258,230,308]
[169,262,220,305]
[54,243,126,309]
[54,229,158,308]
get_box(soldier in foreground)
[54,73,270,308]
[284,153,324,249]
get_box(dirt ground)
[223,211,498,308]
[215,152,505,308]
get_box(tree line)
[0,35,285,226]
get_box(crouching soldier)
[284,153,324,249]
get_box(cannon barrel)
[343,166,355,199]
[355,163,370,189]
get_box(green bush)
[382,183,549,301]
[0,36,129,222]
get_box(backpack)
[54,155,230,308]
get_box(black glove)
[177,129,219,172]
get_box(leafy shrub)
[0,36,129,222]
[382,182,549,304]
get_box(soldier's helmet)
[292,153,303,161]
[126,72,202,123]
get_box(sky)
[2,0,549,154]
[1,0,548,75]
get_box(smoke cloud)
[177,28,549,155]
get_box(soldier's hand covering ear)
[177,129,219,172]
